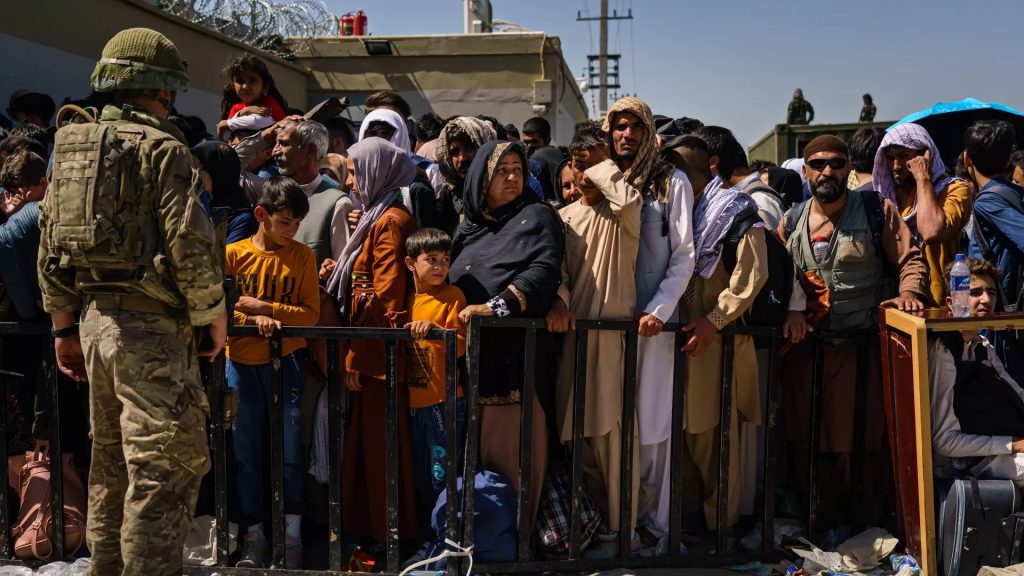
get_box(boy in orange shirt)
[403,228,467,524]
[225,177,319,569]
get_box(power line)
[628,0,637,97]
[576,0,633,117]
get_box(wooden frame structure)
[880,309,1024,575]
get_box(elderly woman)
[451,140,563,529]
[326,137,419,544]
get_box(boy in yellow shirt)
[403,228,467,525]
[225,177,320,569]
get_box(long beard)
[811,178,846,204]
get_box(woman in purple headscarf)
[326,136,420,544]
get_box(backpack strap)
[971,213,1013,311]
[744,183,785,205]
[859,189,886,258]
[782,199,809,242]
[722,206,761,273]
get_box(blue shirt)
[0,202,43,319]
[968,178,1024,306]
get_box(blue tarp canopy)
[889,98,1024,167]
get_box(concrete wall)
[296,34,589,144]
[0,0,309,130]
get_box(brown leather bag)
[7,448,87,560]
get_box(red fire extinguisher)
[353,10,367,36]
[340,12,354,36]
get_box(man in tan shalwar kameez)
[548,124,643,547]
[681,151,769,531]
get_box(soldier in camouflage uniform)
[36,28,227,576]
[787,88,815,125]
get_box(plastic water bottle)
[812,236,829,265]
[950,253,971,318]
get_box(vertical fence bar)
[716,330,735,553]
[618,328,638,557]
[461,319,482,554]
[208,350,229,565]
[0,339,9,559]
[385,339,400,572]
[761,332,780,553]
[47,337,65,560]
[852,339,868,508]
[569,329,589,559]
[808,334,825,539]
[268,333,285,568]
[327,339,344,571]
[517,328,537,563]
[668,332,686,561]
[443,329,460,576]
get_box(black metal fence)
[0,317,876,574]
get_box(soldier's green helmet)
[91,28,188,93]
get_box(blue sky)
[322,0,1024,146]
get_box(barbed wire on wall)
[158,0,337,59]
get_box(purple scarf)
[872,123,957,207]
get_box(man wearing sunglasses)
[778,134,929,529]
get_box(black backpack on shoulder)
[722,205,794,333]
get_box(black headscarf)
[451,140,563,316]
[191,140,251,210]
[766,167,804,209]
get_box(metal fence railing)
[0,316,878,574]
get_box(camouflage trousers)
[80,300,210,576]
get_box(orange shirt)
[407,284,467,408]
[226,237,320,365]
[898,180,973,305]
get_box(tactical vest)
[44,106,194,307]
[294,187,344,266]
[787,190,891,331]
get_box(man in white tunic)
[609,98,696,546]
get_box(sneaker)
[236,533,267,568]
[285,537,302,569]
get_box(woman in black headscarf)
[451,140,563,531]
[191,140,258,244]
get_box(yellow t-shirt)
[225,237,320,365]
[407,284,467,408]
[899,180,973,305]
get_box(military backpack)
[44,105,190,306]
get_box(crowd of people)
[5,25,1024,575]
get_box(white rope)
[397,538,474,576]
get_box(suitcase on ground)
[940,478,1024,576]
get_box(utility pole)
[577,0,632,117]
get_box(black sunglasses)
[807,157,849,171]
